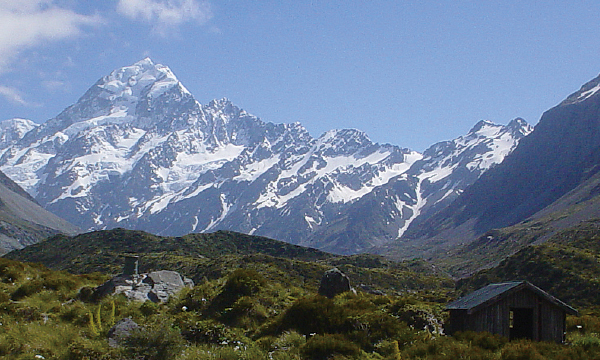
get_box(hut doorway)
[510,308,534,340]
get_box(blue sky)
[1,1,600,151]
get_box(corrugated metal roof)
[447,281,524,310]
[446,281,578,315]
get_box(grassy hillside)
[4,228,453,295]
[1,251,599,359]
[456,219,600,308]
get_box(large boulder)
[318,267,354,298]
[93,270,193,303]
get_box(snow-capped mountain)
[0,58,532,254]
[0,118,37,148]
[387,71,600,260]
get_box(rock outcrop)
[318,268,354,298]
[94,270,193,303]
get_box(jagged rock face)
[0,58,532,254]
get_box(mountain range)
[0,58,532,254]
[385,72,600,262]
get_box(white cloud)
[42,80,68,91]
[0,85,32,106]
[116,0,212,35]
[0,1,102,72]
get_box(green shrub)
[180,319,242,345]
[277,296,353,336]
[300,334,360,360]
[0,291,9,303]
[402,336,495,360]
[256,331,306,359]
[11,279,44,300]
[573,333,600,351]
[221,295,269,327]
[453,331,508,351]
[140,300,161,316]
[122,319,186,360]
[66,337,111,360]
[375,340,401,360]
[42,271,80,293]
[59,301,91,326]
[500,341,545,360]
[0,259,25,283]
[348,311,415,351]
[222,269,266,298]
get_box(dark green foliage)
[139,300,161,316]
[178,318,246,345]
[4,228,455,297]
[300,334,360,360]
[348,311,415,350]
[11,279,44,300]
[5,228,333,275]
[499,341,546,360]
[277,296,353,336]
[453,331,508,351]
[402,335,496,360]
[122,318,186,360]
[222,269,266,298]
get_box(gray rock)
[108,318,139,347]
[93,270,194,303]
[318,267,353,298]
[147,270,187,303]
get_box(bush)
[180,319,242,345]
[59,301,90,326]
[278,296,353,336]
[573,334,600,351]
[140,300,161,316]
[348,311,415,350]
[454,331,508,351]
[122,319,186,360]
[11,279,44,300]
[375,340,401,360]
[222,269,266,298]
[42,271,80,293]
[402,336,495,360]
[500,341,545,360]
[66,337,111,360]
[300,334,360,360]
[220,295,268,327]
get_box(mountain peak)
[0,118,37,147]
[98,58,181,102]
[133,57,155,67]
[468,120,498,134]
[561,73,600,105]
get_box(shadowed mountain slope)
[0,170,79,254]
[385,73,600,258]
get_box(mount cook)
[0,58,532,254]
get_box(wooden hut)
[446,281,578,343]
